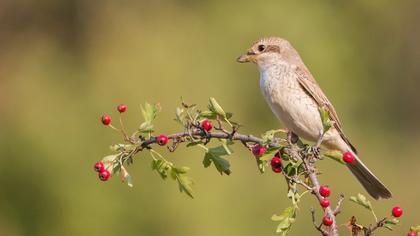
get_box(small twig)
[364,217,387,236]
[282,171,313,191]
[333,194,345,216]
[134,127,338,236]
[311,207,329,236]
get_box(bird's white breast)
[259,64,323,142]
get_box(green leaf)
[261,130,277,143]
[202,146,231,174]
[175,107,186,126]
[283,163,296,176]
[138,121,154,133]
[272,207,297,235]
[323,150,345,165]
[139,102,160,133]
[384,218,399,225]
[410,226,420,232]
[171,167,194,198]
[141,102,159,123]
[349,193,373,211]
[255,157,265,173]
[208,97,226,118]
[200,110,233,120]
[110,144,136,152]
[151,159,171,179]
[318,106,332,133]
[208,145,230,156]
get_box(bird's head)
[237,37,300,69]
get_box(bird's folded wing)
[294,66,357,153]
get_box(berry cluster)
[100,104,128,126]
[319,185,333,225]
[94,161,111,181]
[252,144,284,173]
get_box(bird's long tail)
[346,150,392,199]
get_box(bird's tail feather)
[347,151,392,199]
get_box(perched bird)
[237,37,391,199]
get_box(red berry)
[271,156,282,166]
[320,198,330,208]
[156,134,169,146]
[408,231,418,236]
[101,115,111,125]
[271,156,282,173]
[99,169,111,181]
[201,119,213,131]
[272,166,282,173]
[94,161,105,172]
[392,206,403,217]
[322,216,333,226]
[117,104,127,113]
[319,186,331,197]
[252,144,266,157]
[343,151,355,163]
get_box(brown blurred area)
[0,1,419,235]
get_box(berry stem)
[119,115,130,141]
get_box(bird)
[237,37,392,199]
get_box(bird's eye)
[257,44,266,52]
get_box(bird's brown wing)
[294,66,357,153]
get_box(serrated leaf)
[349,193,373,211]
[151,159,171,180]
[172,168,194,198]
[139,102,160,133]
[203,146,231,174]
[200,110,233,120]
[272,207,297,235]
[208,97,226,118]
[209,145,231,156]
[141,102,159,123]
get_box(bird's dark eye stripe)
[257,44,266,52]
[265,45,281,53]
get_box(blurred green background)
[1,0,419,235]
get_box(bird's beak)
[236,51,255,63]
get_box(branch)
[363,217,388,236]
[135,129,338,236]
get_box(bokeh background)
[1,0,419,235]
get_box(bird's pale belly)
[260,73,323,142]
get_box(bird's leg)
[287,131,299,145]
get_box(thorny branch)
[101,101,414,236]
[134,127,342,236]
